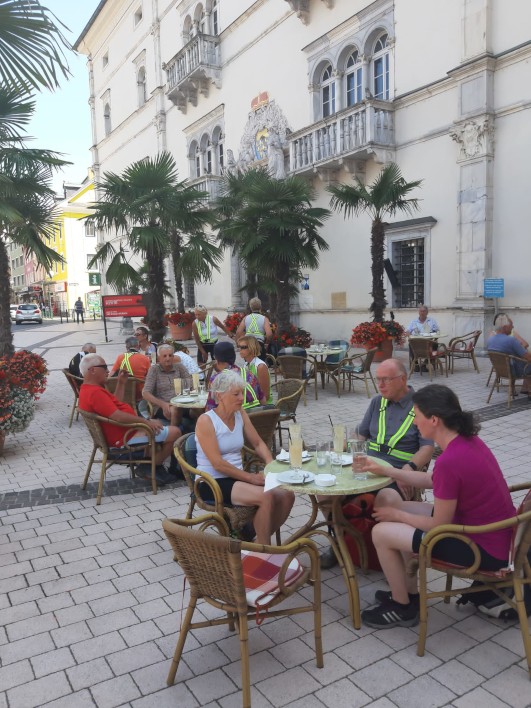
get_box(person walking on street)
[74,297,85,324]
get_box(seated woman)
[195,370,294,544]
[205,341,265,412]
[237,335,273,407]
[357,384,516,630]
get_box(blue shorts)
[128,426,170,446]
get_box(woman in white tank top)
[195,370,294,544]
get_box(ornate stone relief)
[284,0,333,24]
[227,99,291,180]
[450,117,494,162]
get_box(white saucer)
[314,474,336,487]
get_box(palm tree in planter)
[86,152,221,341]
[328,163,422,322]
[215,168,330,331]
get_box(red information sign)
[102,294,147,318]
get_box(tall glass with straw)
[289,423,303,473]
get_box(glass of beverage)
[333,424,345,453]
[347,425,360,454]
[351,440,368,481]
[316,441,329,471]
[198,382,205,397]
[289,423,302,440]
[289,437,303,472]
[192,372,200,391]
[173,378,182,396]
[183,387,190,397]
[330,452,343,477]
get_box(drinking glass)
[289,437,303,472]
[316,441,330,471]
[289,423,302,440]
[183,387,190,397]
[347,425,360,454]
[333,424,345,453]
[192,373,200,391]
[173,378,182,396]
[351,440,368,481]
[198,382,205,397]
[330,452,342,477]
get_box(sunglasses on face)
[91,364,109,370]
[238,345,249,350]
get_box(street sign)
[88,272,101,286]
[102,294,146,318]
[483,278,504,298]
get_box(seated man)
[407,305,439,370]
[78,354,181,484]
[142,344,193,429]
[321,358,434,568]
[487,313,531,393]
[109,336,151,402]
[69,342,96,378]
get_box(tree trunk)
[145,252,166,342]
[171,234,186,313]
[370,218,387,322]
[276,263,291,331]
[0,238,15,358]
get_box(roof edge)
[73,0,109,51]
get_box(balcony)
[288,100,395,177]
[189,175,223,206]
[164,34,221,113]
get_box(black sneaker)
[374,590,420,608]
[362,599,419,629]
[320,547,339,569]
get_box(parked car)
[15,304,43,325]
[10,304,18,321]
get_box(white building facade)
[75,0,531,343]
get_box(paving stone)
[314,677,371,708]
[7,611,58,641]
[1,632,55,665]
[119,619,163,647]
[255,666,322,707]
[350,657,413,699]
[335,634,393,670]
[70,630,127,663]
[388,674,457,708]
[184,667,238,705]
[7,670,71,708]
[89,590,137,617]
[132,597,172,622]
[0,659,34,691]
[223,649,285,688]
[51,621,93,649]
[459,641,521,678]
[130,659,187,695]
[71,580,117,604]
[54,603,94,627]
[429,658,485,695]
[0,600,40,627]
[482,665,531,708]
[41,688,95,708]
[90,674,141,708]
[130,684,199,708]
[30,647,76,678]
[452,686,511,708]
[37,592,74,615]
[66,657,114,691]
[87,608,138,636]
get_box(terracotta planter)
[169,322,193,341]
[367,338,394,362]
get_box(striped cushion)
[241,550,304,612]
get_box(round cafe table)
[170,394,208,411]
[265,456,391,629]
[306,347,346,399]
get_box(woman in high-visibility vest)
[237,335,272,405]
[204,341,265,412]
[193,305,232,366]
[235,297,272,361]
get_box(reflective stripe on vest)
[240,367,260,410]
[196,316,217,343]
[367,397,415,462]
[245,313,264,340]
[119,352,134,375]
[249,360,272,405]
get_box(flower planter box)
[169,322,193,341]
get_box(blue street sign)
[483,278,504,298]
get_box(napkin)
[276,448,310,462]
[265,472,282,491]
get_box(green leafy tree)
[328,163,422,322]
[215,168,330,331]
[86,152,220,340]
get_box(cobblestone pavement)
[1,319,530,708]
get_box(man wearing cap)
[205,341,265,411]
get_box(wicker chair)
[408,338,448,380]
[247,407,281,453]
[265,353,278,382]
[271,379,305,449]
[486,351,531,408]
[79,410,160,504]
[203,362,216,388]
[162,513,323,707]
[174,433,258,534]
[447,330,481,373]
[417,482,531,678]
[276,355,308,405]
[330,349,378,399]
[62,368,83,427]
[104,375,145,410]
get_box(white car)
[15,303,43,325]
[10,304,18,322]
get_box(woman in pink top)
[357,384,515,630]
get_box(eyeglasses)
[238,345,249,350]
[91,364,109,370]
[376,375,402,385]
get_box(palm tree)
[0,0,70,93]
[215,168,330,331]
[0,90,67,357]
[86,152,220,340]
[328,163,422,322]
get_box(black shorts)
[197,342,217,365]
[411,529,507,571]
[199,477,236,505]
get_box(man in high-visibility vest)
[320,358,434,569]
[109,337,150,402]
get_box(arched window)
[321,63,336,118]
[205,142,213,174]
[218,135,224,173]
[373,33,390,100]
[103,103,111,136]
[137,66,147,107]
[194,145,201,178]
[346,50,362,106]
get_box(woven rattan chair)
[276,355,309,404]
[330,348,378,399]
[104,375,145,411]
[247,407,281,452]
[417,482,531,678]
[486,351,531,408]
[447,330,481,373]
[271,379,305,449]
[202,362,216,387]
[79,410,161,504]
[265,353,278,382]
[62,368,83,427]
[408,338,448,380]
[162,513,323,707]
[174,433,258,533]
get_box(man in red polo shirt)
[78,353,181,484]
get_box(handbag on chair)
[342,494,382,571]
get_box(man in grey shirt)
[142,344,192,428]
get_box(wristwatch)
[407,461,418,471]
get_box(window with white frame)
[87,254,96,269]
[137,66,147,106]
[85,221,95,237]
[134,6,143,26]
[386,219,435,308]
[373,33,390,100]
[212,0,219,35]
[345,49,363,107]
[321,63,336,118]
[102,52,109,69]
